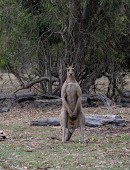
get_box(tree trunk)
[81,63,107,92]
[65,0,83,66]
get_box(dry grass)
[95,75,130,93]
[0,107,130,169]
[0,73,19,92]
[0,73,130,169]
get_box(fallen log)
[34,93,112,108]
[121,90,130,98]
[0,107,10,113]
[16,92,36,103]
[0,92,36,103]
[0,93,15,100]
[120,97,130,103]
[31,118,60,126]
[0,91,112,107]
[30,114,125,127]
[85,114,125,127]
[34,99,62,107]
[37,94,60,100]
[16,92,35,98]
[82,93,112,107]
[116,90,130,108]
[0,92,35,100]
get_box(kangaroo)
[60,64,85,143]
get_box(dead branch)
[14,76,59,93]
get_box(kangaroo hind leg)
[60,109,67,143]
[80,125,84,143]
[65,129,75,141]
[79,112,85,143]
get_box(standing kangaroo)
[60,64,85,143]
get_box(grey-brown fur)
[60,64,85,143]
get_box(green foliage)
[0,0,40,71]
[0,56,7,68]
[0,0,129,93]
[87,0,129,68]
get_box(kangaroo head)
[66,63,75,77]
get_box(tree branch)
[14,76,59,93]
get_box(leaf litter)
[0,106,130,169]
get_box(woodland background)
[0,0,129,99]
[0,1,130,169]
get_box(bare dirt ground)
[0,106,130,170]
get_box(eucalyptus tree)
[0,0,129,97]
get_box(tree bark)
[81,63,107,92]
[65,0,83,65]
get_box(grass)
[0,107,130,170]
[0,134,129,169]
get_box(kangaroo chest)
[66,82,77,98]
[65,83,78,110]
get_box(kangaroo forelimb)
[62,96,72,116]
[73,97,81,117]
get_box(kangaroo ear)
[72,63,76,68]
[65,63,69,68]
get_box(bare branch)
[14,76,59,93]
